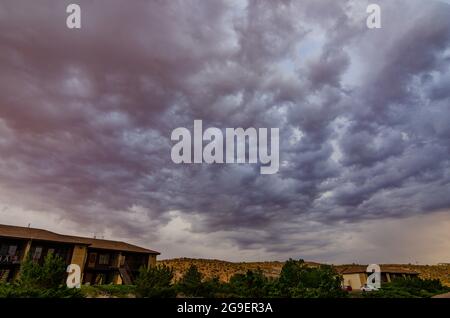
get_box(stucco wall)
[70,245,87,272]
[147,254,157,268]
[343,273,363,290]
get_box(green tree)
[177,265,203,297]
[278,258,304,296]
[0,252,81,298]
[20,253,66,289]
[294,264,347,298]
[363,277,450,298]
[202,276,225,298]
[227,269,269,298]
[135,264,176,298]
[279,259,347,298]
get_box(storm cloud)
[0,0,449,263]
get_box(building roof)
[75,237,160,254]
[0,224,89,245]
[337,265,419,275]
[0,224,159,255]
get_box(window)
[0,244,8,256]
[87,253,97,268]
[98,254,110,265]
[7,245,17,256]
[0,244,19,263]
[32,247,43,261]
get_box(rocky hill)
[158,258,450,286]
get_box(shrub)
[135,264,176,298]
[19,253,67,289]
[278,259,303,295]
[363,277,450,298]
[226,269,270,298]
[279,259,347,298]
[81,284,136,298]
[175,265,225,297]
[177,265,203,297]
[0,282,82,298]
[0,253,82,298]
[202,277,225,298]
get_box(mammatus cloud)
[0,0,449,263]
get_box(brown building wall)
[148,254,157,268]
[2,236,158,285]
[11,239,31,281]
[21,240,32,261]
[71,245,88,273]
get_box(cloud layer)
[0,0,449,262]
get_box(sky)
[0,0,449,264]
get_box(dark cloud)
[0,0,449,260]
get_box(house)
[0,224,160,285]
[338,265,419,290]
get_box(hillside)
[158,258,450,286]
[158,258,287,282]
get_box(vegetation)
[278,259,347,298]
[161,258,450,287]
[225,269,272,297]
[176,265,203,297]
[362,277,450,298]
[81,284,136,298]
[2,256,449,298]
[175,265,224,297]
[0,253,81,298]
[19,253,67,289]
[134,264,176,298]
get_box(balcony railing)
[0,255,21,265]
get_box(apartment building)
[0,224,160,285]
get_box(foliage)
[173,260,348,298]
[175,265,227,297]
[278,259,303,295]
[279,259,347,298]
[226,269,271,298]
[177,265,203,297]
[135,264,176,298]
[81,284,136,298]
[19,253,67,289]
[0,252,82,298]
[201,276,226,298]
[0,283,82,298]
[363,277,450,298]
[5,256,446,298]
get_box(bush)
[279,259,347,298]
[278,259,303,296]
[0,253,82,298]
[81,284,136,298]
[363,277,450,298]
[226,270,270,298]
[177,265,203,297]
[202,276,226,298]
[19,253,67,289]
[0,282,82,298]
[135,264,176,298]
[391,277,445,293]
[176,265,225,297]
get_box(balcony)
[0,255,21,265]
